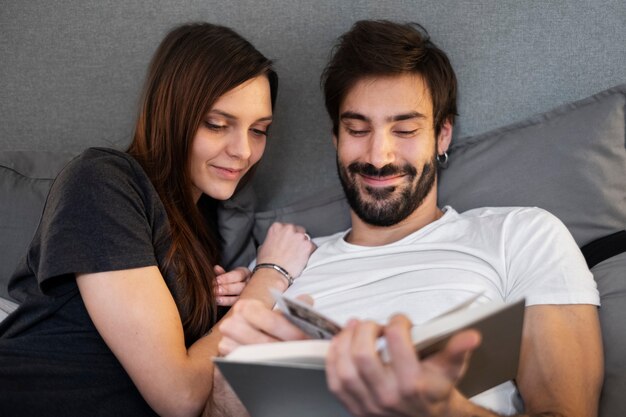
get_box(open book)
[215,294,525,417]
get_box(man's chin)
[353,205,402,227]
[355,194,404,216]
[362,184,397,200]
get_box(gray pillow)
[0,296,19,322]
[593,252,626,417]
[439,84,626,247]
[219,183,350,268]
[253,188,350,242]
[0,150,76,300]
[218,181,258,270]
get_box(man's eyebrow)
[340,111,370,122]
[389,112,427,122]
[209,109,273,122]
[340,111,427,123]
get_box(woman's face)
[189,75,272,202]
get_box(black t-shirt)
[0,148,178,416]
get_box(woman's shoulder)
[65,147,142,175]
[56,147,149,188]
[49,147,158,211]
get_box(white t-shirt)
[284,206,599,414]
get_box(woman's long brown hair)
[127,23,278,344]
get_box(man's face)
[335,73,441,227]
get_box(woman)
[0,23,314,416]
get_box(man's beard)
[337,154,437,227]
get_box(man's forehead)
[340,73,434,120]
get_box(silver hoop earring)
[436,152,449,169]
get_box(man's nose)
[367,130,395,168]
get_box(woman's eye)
[204,121,227,131]
[251,128,268,137]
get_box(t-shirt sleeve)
[504,208,600,306]
[31,153,159,293]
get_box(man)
[217,20,603,417]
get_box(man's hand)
[325,314,481,417]
[214,265,250,306]
[217,298,310,355]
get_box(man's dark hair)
[322,20,457,138]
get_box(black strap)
[580,230,626,269]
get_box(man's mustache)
[347,162,417,178]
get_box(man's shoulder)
[455,206,571,247]
[457,206,559,226]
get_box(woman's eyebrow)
[209,109,272,122]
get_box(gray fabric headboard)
[2,0,625,210]
[2,3,626,416]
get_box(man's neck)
[345,189,443,246]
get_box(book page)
[222,339,330,366]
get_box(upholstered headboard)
[1,2,625,416]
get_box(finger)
[328,320,388,415]
[351,320,385,382]
[218,335,244,356]
[385,315,422,391]
[428,329,481,383]
[216,268,250,284]
[231,300,309,341]
[217,281,246,296]
[385,315,456,404]
[216,295,239,306]
[295,294,315,306]
[237,266,252,280]
[350,321,395,408]
[219,311,286,346]
[326,320,368,415]
[214,264,226,275]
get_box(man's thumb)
[296,294,314,306]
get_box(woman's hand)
[256,222,316,279]
[214,265,250,306]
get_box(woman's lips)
[212,165,244,180]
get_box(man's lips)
[359,173,406,187]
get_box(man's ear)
[437,119,453,155]
[332,134,338,150]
